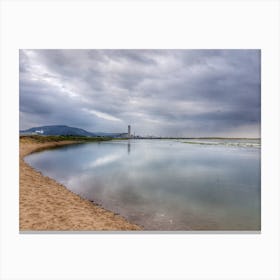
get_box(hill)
[20,125,126,137]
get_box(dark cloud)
[19,49,261,137]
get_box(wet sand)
[19,137,142,231]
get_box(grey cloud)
[19,49,261,137]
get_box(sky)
[19,49,261,137]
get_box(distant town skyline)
[20,49,261,137]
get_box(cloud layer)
[20,49,261,137]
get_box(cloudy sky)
[20,49,260,137]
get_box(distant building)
[32,129,44,135]
[114,125,132,138]
[128,125,131,138]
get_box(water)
[182,138,261,148]
[25,139,261,230]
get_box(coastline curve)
[19,138,142,231]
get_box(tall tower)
[128,125,131,138]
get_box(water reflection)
[127,141,131,154]
[88,154,121,168]
[25,139,261,230]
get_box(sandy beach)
[19,137,142,231]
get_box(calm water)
[25,139,261,230]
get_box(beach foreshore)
[19,137,142,231]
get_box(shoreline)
[19,138,142,231]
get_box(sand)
[19,138,142,231]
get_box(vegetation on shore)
[20,135,113,143]
[20,135,260,143]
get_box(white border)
[1,1,280,279]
